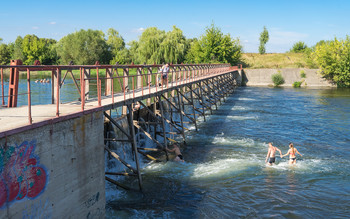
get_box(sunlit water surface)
[3,79,349,218]
[106,87,350,218]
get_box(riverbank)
[241,53,315,69]
[241,68,335,87]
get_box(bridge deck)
[0,70,235,136]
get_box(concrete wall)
[242,68,335,87]
[0,111,105,219]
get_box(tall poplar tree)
[259,26,269,54]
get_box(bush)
[290,41,308,53]
[293,81,302,87]
[271,72,285,86]
[300,70,306,78]
[312,36,350,87]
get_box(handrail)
[0,63,242,126]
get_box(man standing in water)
[265,142,282,165]
[166,144,184,162]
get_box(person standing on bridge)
[265,142,282,165]
[161,63,170,88]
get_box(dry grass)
[241,53,312,69]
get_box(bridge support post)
[7,60,21,107]
[176,89,186,142]
[52,68,61,106]
[127,104,143,191]
[158,96,169,160]
[147,67,152,106]
[105,68,113,96]
[189,84,198,131]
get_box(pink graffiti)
[0,140,47,208]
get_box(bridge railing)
[0,62,241,125]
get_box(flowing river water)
[1,78,349,218]
[106,86,350,218]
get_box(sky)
[0,0,349,53]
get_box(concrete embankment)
[0,112,105,218]
[241,68,335,87]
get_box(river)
[2,79,350,218]
[106,86,350,218]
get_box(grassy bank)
[241,53,316,69]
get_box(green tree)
[107,28,130,64]
[0,43,11,65]
[57,29,110,65]
[136,27,166,64]
[259,26,269,54]
[128,40,139,64]
[159,26,187,64]
[185,23,242,65]
[290,41,308,53]
[11,36,25,61]
[312,36,350,87]
[185,38,200,63]
[20,35,58,65]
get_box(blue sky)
[0,0,349,53]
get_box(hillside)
[241,53,316,69]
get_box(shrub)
[296,62,304,68]
[271,72,285,86]
[290,41,308,53]
[293,81,302,88]
[312,36,350,87]
[300,70,306,78]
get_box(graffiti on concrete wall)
[0,140,48,208]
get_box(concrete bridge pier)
[0,111,105,218]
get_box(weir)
[0,62,241,218]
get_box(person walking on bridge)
[265,142,282,165]
[161,63,170,88]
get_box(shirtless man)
[265,142,282,165]
[166,144,184,162]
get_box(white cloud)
[49,21,56,25]
[132,27,145,33]
[32,26,39,30]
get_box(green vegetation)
[290,41,308,53]
[312,36,350,87]
[0,43,10,65]
[1,25,350,87]
[300,70,306,78]
[259,26,269,54]
[0,24,242,66]
[107,28,130,64]
[293,81,302,87]
[57,29,110,65]
[242,53,310,68]
[271,71,285,86]
[186,23,242,65]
